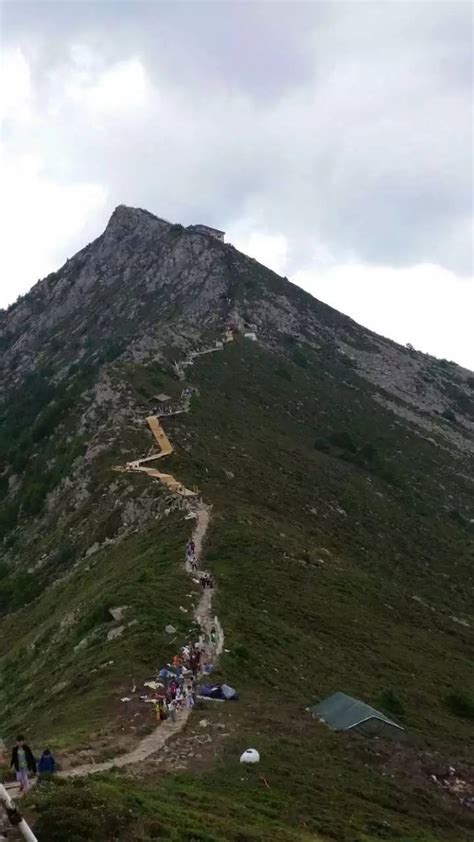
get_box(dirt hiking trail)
[61,334,231,779]
[4,333,233,802]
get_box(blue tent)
[198,683,239,701]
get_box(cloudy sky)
[2,1,473,367]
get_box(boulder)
[109,605,128,621]
[107,625,126,641]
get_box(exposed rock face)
[0,203,472,629]
[0,205,472,842]
[1,204,472,447]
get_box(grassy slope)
[166,338,473,841]
[5,336,474,841]
[0,509,192,747]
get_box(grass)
[1,334,473,840]
[0,511,193,747]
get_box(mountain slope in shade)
[0,207,472,842]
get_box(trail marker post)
[0,783,38,842]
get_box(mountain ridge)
[0,207,473,841]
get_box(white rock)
[74,637,89,653]
[109,605,128,621]
[107,625,126,641]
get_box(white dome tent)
[240,748,260,764]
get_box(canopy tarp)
[310,692,404,739]
[197,683,239,701]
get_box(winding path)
[3,333,231,801]
[60,332,231,778]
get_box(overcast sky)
[1,1,473,368]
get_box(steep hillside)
[0,207,473,842]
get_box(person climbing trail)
[168,698,177,723]
[186,541,195,565]
[38,748,56,775]
[155,699,166,723]
[10,736,36,793]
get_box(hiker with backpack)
[38,748,56,775]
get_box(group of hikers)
[186,540,214,589]
[150,521,220,721]
[153,387,195,418]
[152,640,213,724]
[4,533,217,796]
[9,736,56,793]
[186,539,198,571]
[186,540,203,573]
[200,573,214,589]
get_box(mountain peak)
[0,203,472,842]
[104,204,172,237]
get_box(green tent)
[310,692,405,739]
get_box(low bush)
[377,689,404,718]
[445,691,474,720]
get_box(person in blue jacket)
[38,748,56,774]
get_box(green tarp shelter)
[310,692,405,739]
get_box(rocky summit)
[0,206,473,842]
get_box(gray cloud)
[1,1,472,365]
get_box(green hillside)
[2,336,471,841]
[0,209,472,841]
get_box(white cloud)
[229,223,289,275]
[293,263,474,370]
[0,151,107,297]
[63,56,152,115]
[0,47,33,122]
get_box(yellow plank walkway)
[6,331,234,801]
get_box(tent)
[310,692,405,740]
[197,683,239,701]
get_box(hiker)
[210,626,217,646]
[38,748,56,775]
[190,651,198,677]
[155,699,166,723]
[10,736,36,793]
[168,698,178,723]
[190,540,195,556]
